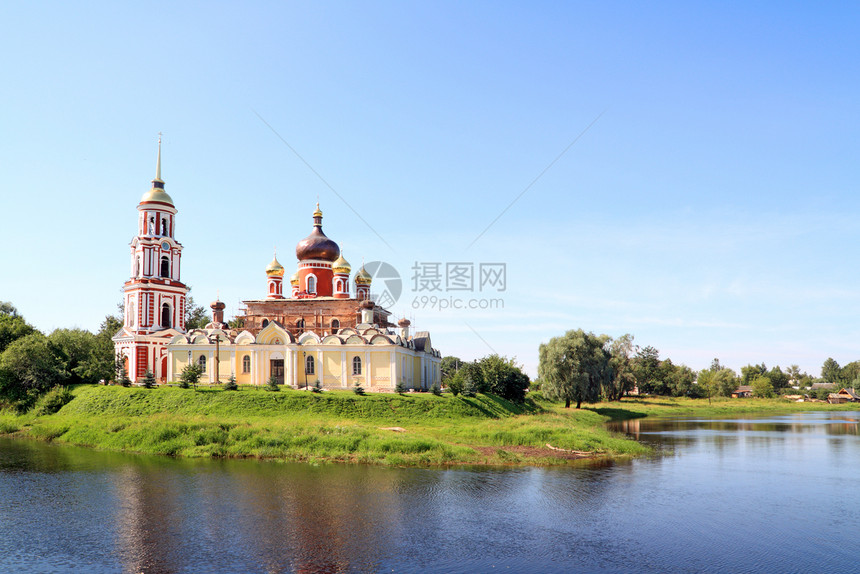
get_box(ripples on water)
[1,411,859,573]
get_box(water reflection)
[2,412,860,573]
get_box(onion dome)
[265,254,285,277]
[140,136,175,206]
[359,299,375,309]
[210,300,226,311]
[290,271,300,285]
[355,265,372,285]
[332,253,351,274]
[295,203,340,262]
[397,318,411,327]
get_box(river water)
[1,411,858,573]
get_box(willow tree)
[538,329,611,408]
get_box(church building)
[114,141,441,391]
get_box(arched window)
[305,355,315,375]
[269,282,275,294]
[242,355,251,373]
[331,318,340,334]
[296,319,305,330]
[160,256,170,278]
[352,356,362,376]
[307,275,316,294]
[134,258,140,277]
[161,219,168,236]
[261,318,269,328]
[198,355,206,371]
[128,301,136,327]
[161,303,171,328]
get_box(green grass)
[5,387,849,467]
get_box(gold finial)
[153,133,164,184]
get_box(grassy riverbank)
[0,385,647,466]
[1,387,855,466]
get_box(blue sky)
[2,2,859,378]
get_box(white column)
[341,351,347,388]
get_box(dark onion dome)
[359,299,375,309]
[295,203,340,262]
[397,318,411,327]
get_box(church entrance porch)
[270,359,284,384]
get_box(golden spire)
[153,133,164,184]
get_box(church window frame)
[331,318,340,334]
[161,302,171,328]
[307,274,317,294]
[261,318,269,328]
[198,355,207,371]
[352,356,362,376]
[160,256,170,278]
[242,355,251,373]
[305,355,315,375]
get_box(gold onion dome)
[290,271,300,285]
[140,187,174,206]
[332,253,351,274]
[295,203,340,262]
[266,255,285,277]
[355,265,372,285]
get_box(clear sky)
[2,2,859,378]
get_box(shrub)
[353,381,365,396]
[223,374,238,391]
[179,363,202,389]
[446,372,463,396]
[33,385,74,416]
[312,380,322,393]
[266,375,280,392]
[431,382,442,396]
[395,381,406,395]
[462,375,478,397]
[117,366,132,387]
[140,370,157,389]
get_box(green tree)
[697,365,739,400]
[767,366,790,392]
[185,294,210,330]
[538,329,610,408]
[395,380,407,395]
[840,361,860,386]
[352,380,365,395]
[632,346,663,395]
[0,333,67,404]
[140,369,157,389]
[266,374,280,391]
[446,371,464,396]
[821,357,842,384]
[665,362,696,397]
[440,356,464,380]
[751,375,775,398]
[740,363,768,385]
[224,374,238,391]
[179,363,202,389]
[476,354,530,402]
[605,334,635,401]
[0,303,36,354]
[48,328,98,385]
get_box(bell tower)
[113,136,189,382]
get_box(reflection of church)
[114,141,441,390]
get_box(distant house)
[810,382,837,391]
[828,388,860,404]
[732,385,753,398]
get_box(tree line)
[0,299,210,411]
[537,329,854,408]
